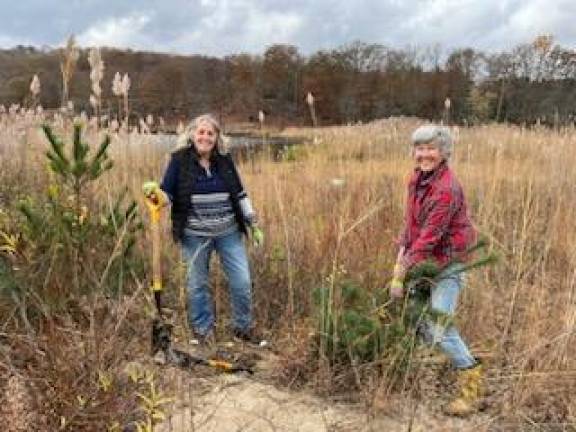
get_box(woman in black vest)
[144,114,264,348]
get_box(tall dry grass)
[244,119,576,427]
[1,111,575,429]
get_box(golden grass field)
[0,112,575,430]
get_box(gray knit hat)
[411,125,453,159]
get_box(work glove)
[250,225,264,247]
[389,277,404,299]
[393,263,405,280]
[142,180,160,198]
[142,181,168,206]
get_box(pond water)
[152,133,305,161]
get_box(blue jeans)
[181,229,252,336]
[419,265,476,369]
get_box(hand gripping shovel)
[144,191,253,374]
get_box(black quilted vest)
[170,146,247,242]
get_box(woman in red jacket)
[391,124,482,416]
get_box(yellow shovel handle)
[147,201,162,293]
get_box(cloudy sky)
[0,0,575,56]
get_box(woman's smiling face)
[413,140,443,172]
[193,120,217,157]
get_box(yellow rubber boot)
[445,363,483,416]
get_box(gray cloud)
[0,0,574,55]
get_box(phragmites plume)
[112,71,130,126]
[306,91,314,107]
[59,35,80,109]
[174,121,186,148]
[29,74,41,109]
[29,75,40,97]
[88,47,104,125]
[121,73,131,95]
[306,91,317,127]
[116,73,131,127]
[112,71,123,97]
[443,97,452,125]
[88,47,104,97]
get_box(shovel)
[145,194,163,316]
[144,190,253,374]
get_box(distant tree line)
[1,35,575,126]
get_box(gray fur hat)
[411,125,453,159]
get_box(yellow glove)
[393,263,405,280]
[389,278,404,299]
[250,225,264,247]
[142,181,168,206]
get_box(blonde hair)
[174,113,228,154]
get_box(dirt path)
[153,348,493,432]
